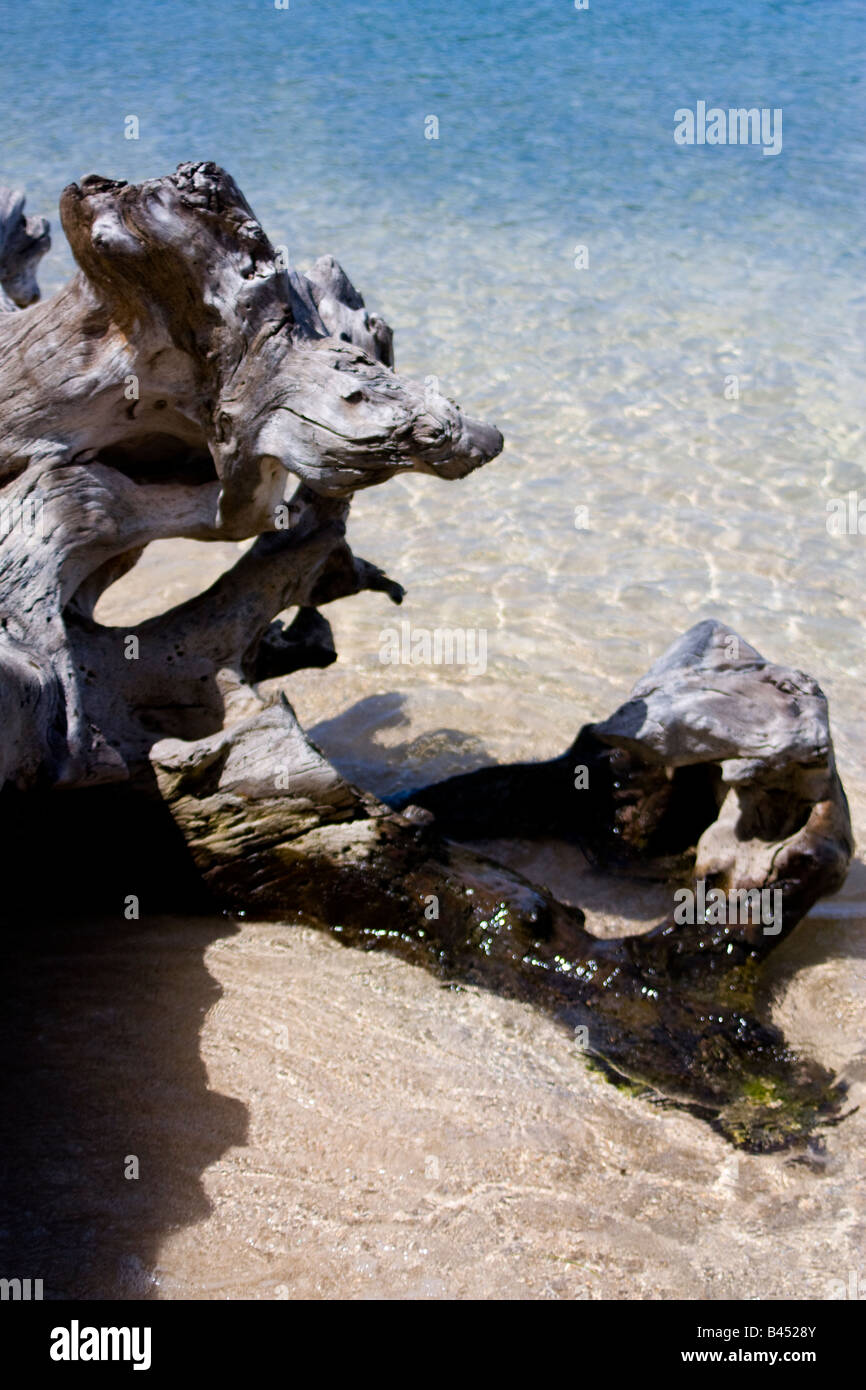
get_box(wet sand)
[1,876,864,1301]
[0,547,844,1300]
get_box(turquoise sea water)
[3,0,865,792]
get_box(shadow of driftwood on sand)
[0,788,246,1301]
[309,692,495,800]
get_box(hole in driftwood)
[92,536,253,625]
[98,432,217,487]
[645,762,723,856]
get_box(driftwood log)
[0,163,854,1151]
[0,187,49,311]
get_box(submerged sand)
[163,906,866,1301]
[3,877,864,1301]
[3,542,861,1301]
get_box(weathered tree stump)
[0,163,854,1151]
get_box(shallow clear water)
[26,0,856,801]
[3,0,865,1299]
